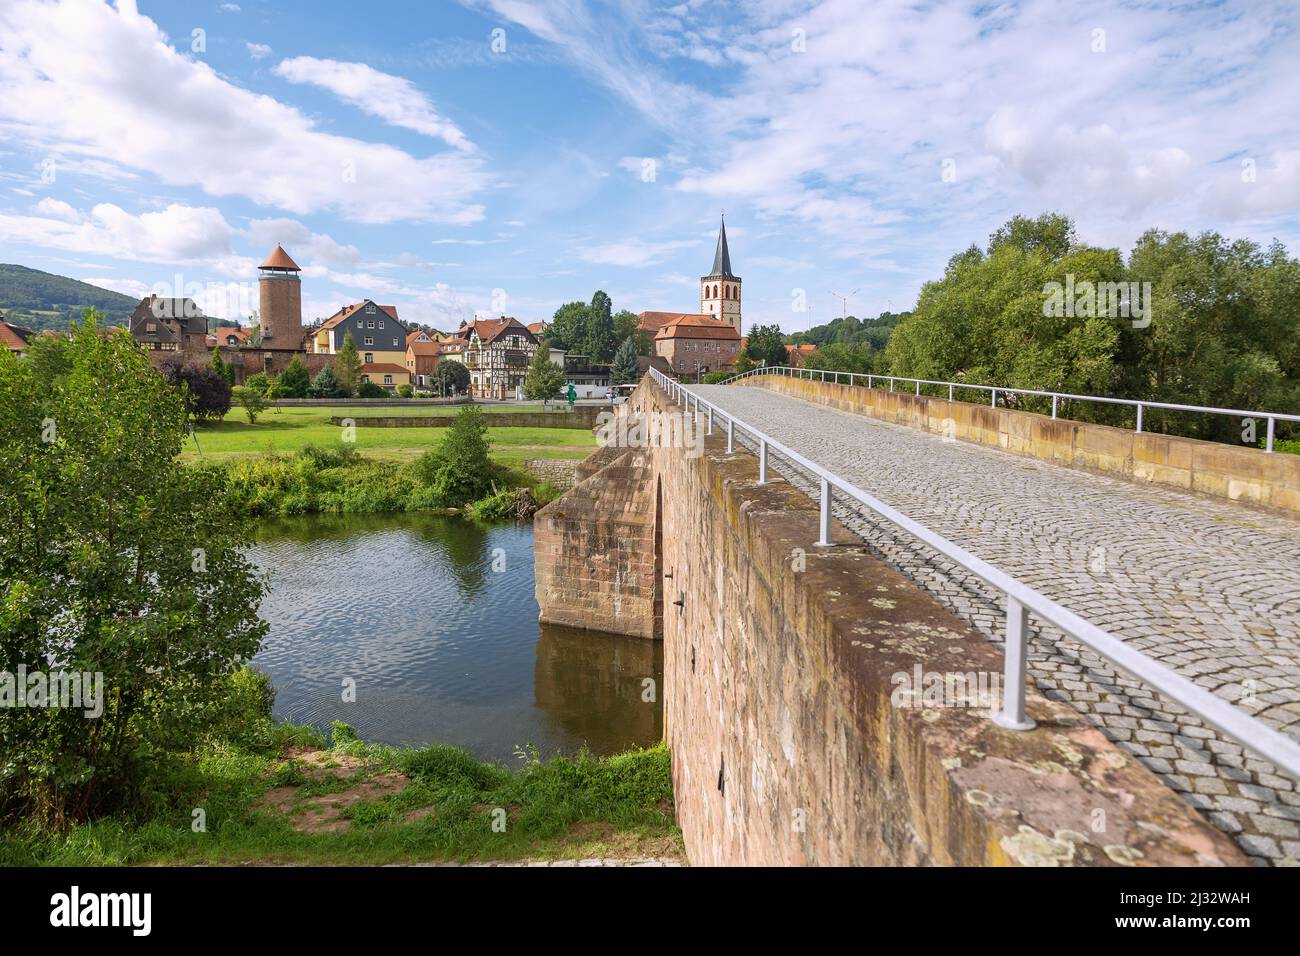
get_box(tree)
[743,323,788,368]
[613,310,649,355]
[23,332,71,392]
[612,336,641,385]
[308,366,346,398]
[802,342,877,375]
[434,360,470,397]
[583,290,616,362]
[334,331,362,397]
[545,301,588,352]
[413,405,496,506]
[358,380,387,398]
[0,310,266,823]
[160,359,233,423]
[277,356,311,398]
[243,371,271,395]
[209,348,234,385]
[523,345,567,399]
[234,385,268,424]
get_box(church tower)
[257,244,302,345]
[700,215,741,331]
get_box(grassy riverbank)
[0,673,681,866]
[184,405,598,466]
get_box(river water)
[247,514,663,764]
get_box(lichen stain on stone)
[1104,844,1144,866]
[965,789,994,808]
[870,598,897,609]
[1050,734,1085,765]
[999,825,1076,867]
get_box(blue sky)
[0,0,1296,332]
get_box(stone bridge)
[533,372,1300,866]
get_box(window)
[364,337,373,345]
[362,375,370,383]
[365,304,376,314]
[384,375,393,385]
[365,353,374,363]
[367,320,374,328]
[378,320,385,329]
[392,338,398,347]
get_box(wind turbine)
[829,288,859,320]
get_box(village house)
[0,316,35,357]
[405,328,440,389]
[208,325,253,348]
[438,316,539,399]
[127,295,211,364]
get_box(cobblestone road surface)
[687,382,1300,866]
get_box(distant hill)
[0,263,140,332]
[787,311,910,349]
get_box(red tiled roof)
[653,314,740,341]
[638,310,702,332]
[1,319,34,351]
[464,316,536,346]
[407,339,440,356]
[361,362,409,373]
[259,244,301,271]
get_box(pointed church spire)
[709,214,734,278]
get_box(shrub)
[308,366,346,399]
[412,406,495,507]
[358,381,387,398]
[243,372,271,395]
[298,443,360,469]
[396,383,414,398]
[160,359,233,422]
[701,371,732,384]
[277,357,311,398]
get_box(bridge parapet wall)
[533,380,1247,865]
[738,374,1300,513]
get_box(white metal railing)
[648,366,1300,780]
[721,365,1300,453]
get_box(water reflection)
[248,513,663,763]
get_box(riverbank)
[183,404,597,468]
[0,680,681,866]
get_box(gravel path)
[686,381,1300,866]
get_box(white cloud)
[274,56,474,152]
[246,42,272,60]
[576,238,702,268]
[0,0,487,224]
[244,217,361,267]
[0,201,237,264]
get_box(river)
[247,513,663,764]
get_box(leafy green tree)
[545,301,588,352]
[523,345,567,400]
[0,310,266,824]
[434,360,470,396]
[413,406,496,506]
[334,331,362,397]
[209,348,234,385]
[612,337,641,385]
[613,310,649,355]
[743,323,788,367]
[583,290,616,362]
[23,332,71,393]
[802,342,877,375]
[357,380,387,398]
[277,356,311,398]
[243,371,271,395]
[234,385,268,423]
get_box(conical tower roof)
[259,244,301,271]
[706,215,734,278]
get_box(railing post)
[758,439,767,484]
[1051,394,1058,419]
[1136,403,1144,434]
[915,380,920,396]
[948,383,954,402]
[991,389,997,408]
[993,596,1035,731]
[1267,417,1275,453]
[817,477,832,546]
[889,378,894,392]
[706,405,712,435]
[726,418,734,454]
[868,375,874,389]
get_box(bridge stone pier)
[533,377,1268,866]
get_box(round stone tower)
[700,214,741,331]
[258,244,302,345]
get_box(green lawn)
[185,406,597,464]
